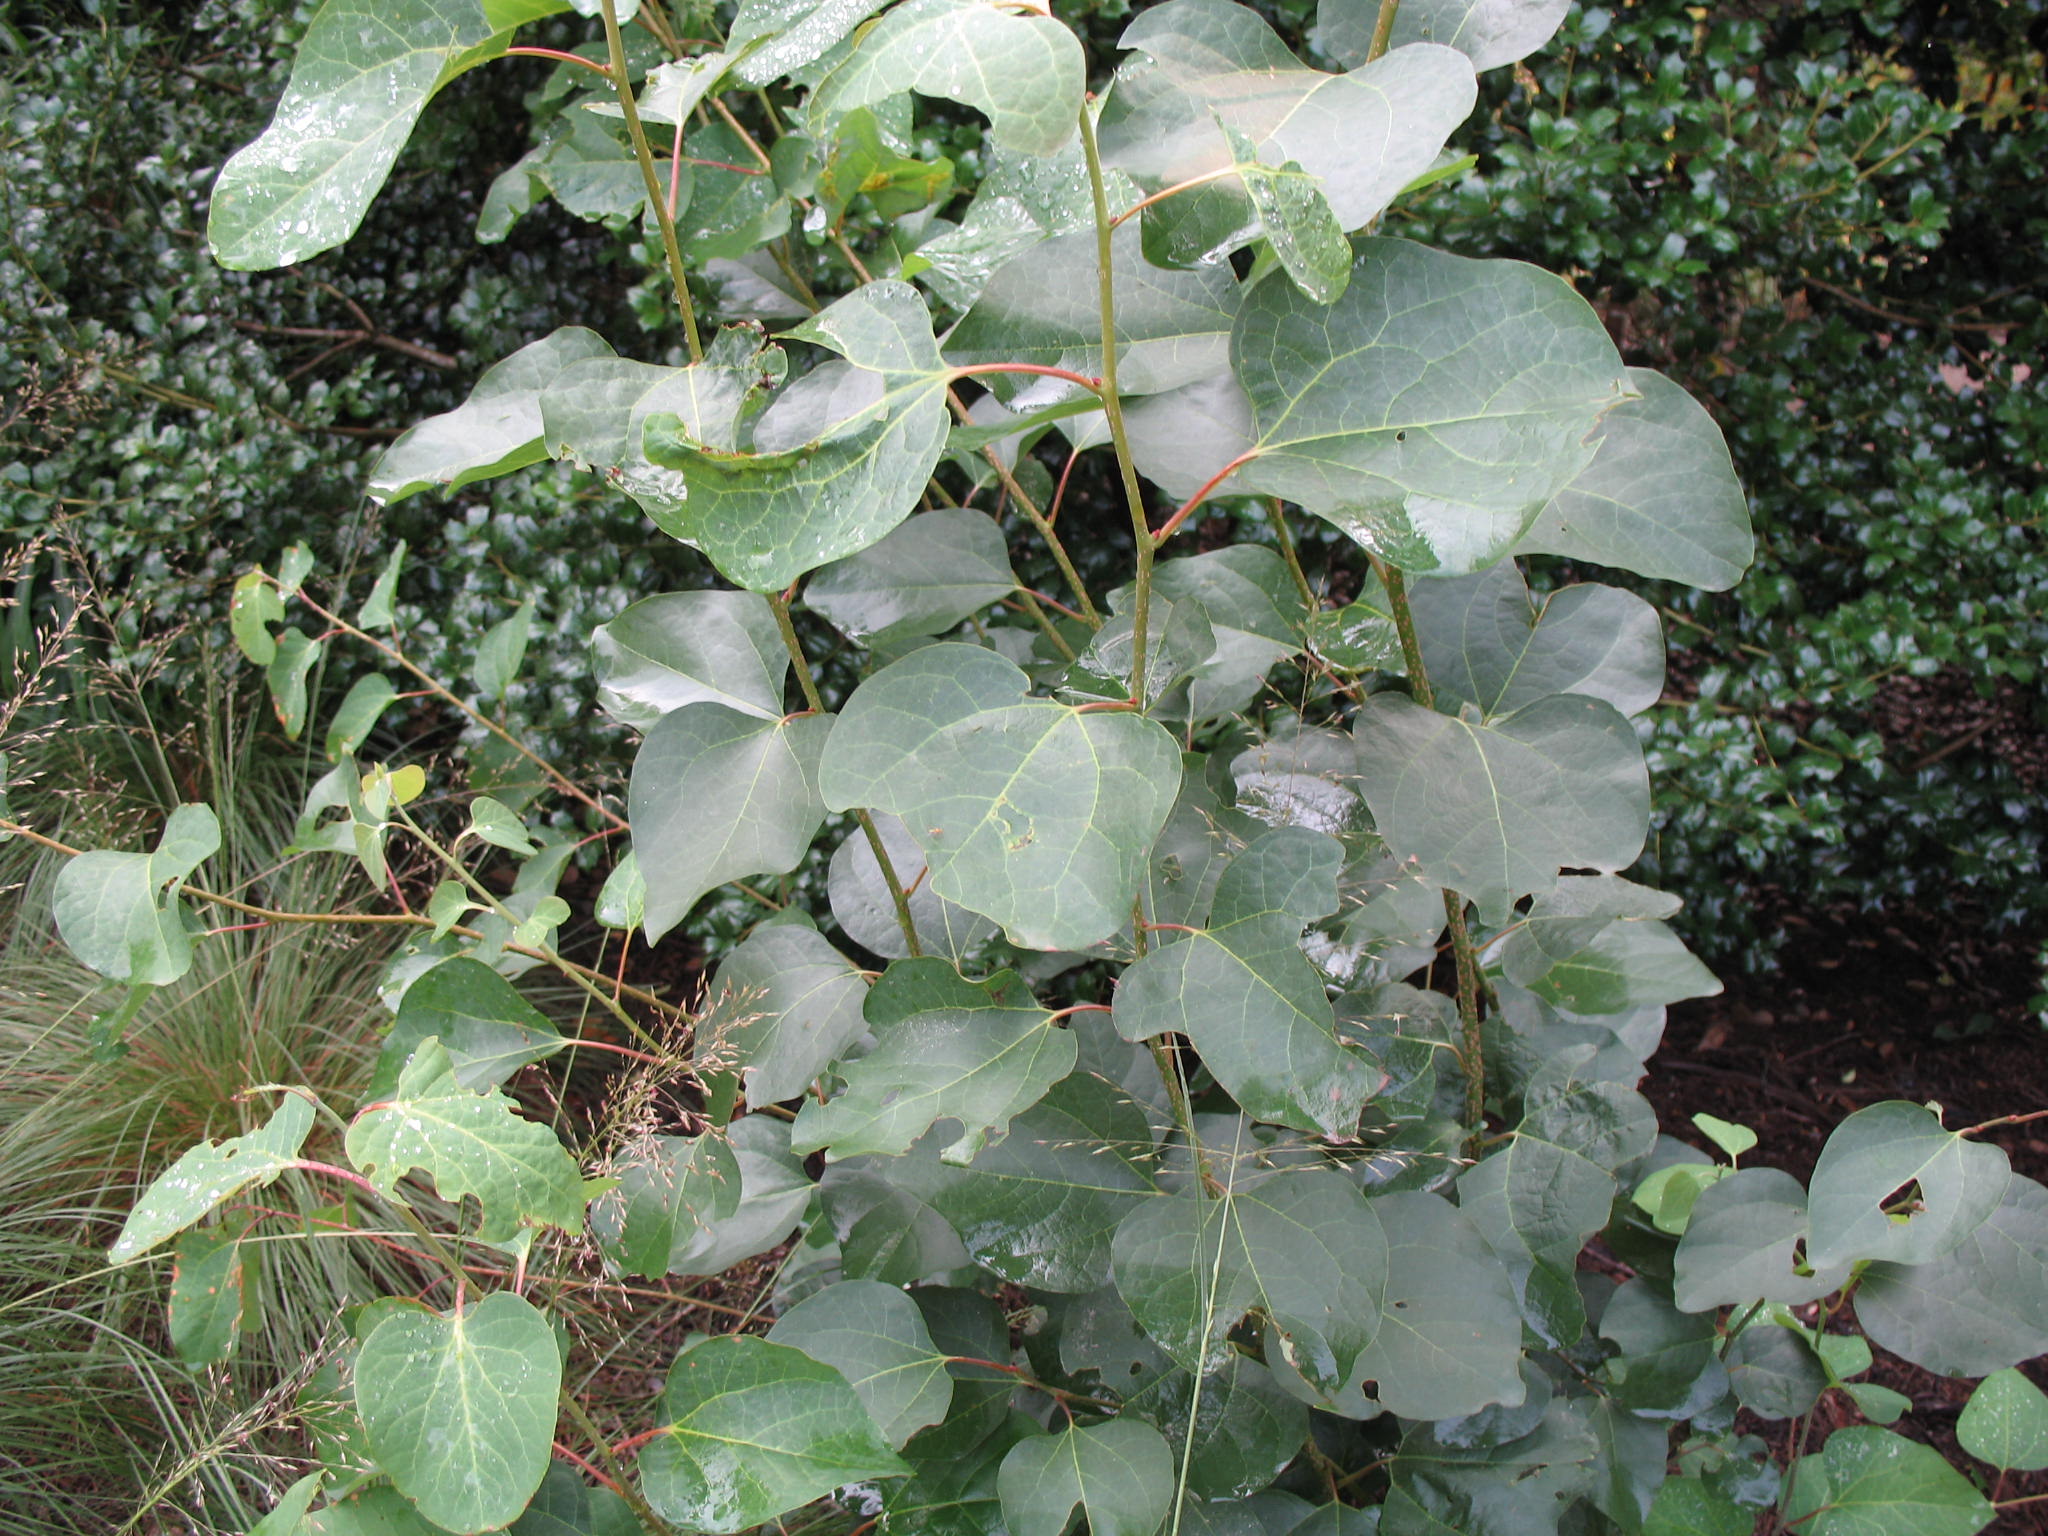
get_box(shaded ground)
[1648,900,2048,1532]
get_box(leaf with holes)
[1805,1101,2010,1270]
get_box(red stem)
[289,1160,383,1198]
[1150,450,1262,546]
[504,46,612,77]
[950,363,1104,393]
[552,1442,624,1495]
[611,1426,669,1459]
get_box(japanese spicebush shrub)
[1392,0,2048,958]
[28,1,2048,1534]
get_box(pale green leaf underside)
[1333,0,1571,72]
[1515,368,1754,591]
[355,1291,561,1533]
[112,1093,314,1262]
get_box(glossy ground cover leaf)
[1781,1427,1994,1536]
[1409,562,1664,721]
[806,509,1018,644]
[879,1068,1160,1292]
[370,956,562,1096]
[1112,1168,1387,1390]
[946,223,1240,401]
[1100,0,1474,238]
[55,802,219,985]
[590,1131,742,1279]
[591,590,790,726]
[1805,1101,2010,1269]
[1458,1128,1614,1345]
[370,327,612,502]
[704,921,869,1105]
[792,959,1073,1164]
[1115,826,1383,1136]
[768,1279,953,1446]
[643,284,953,591]
[112,1092,314,1262]
[1233,238,1630,574]
[1353,1190,1525,1419]
[1516,369,1753,592]
[1855,1175,2048,1377]
[628,704,834,944]
[1353,691,1649,923]
[1672,1167,1852,1312]
[355,1290,561,1533]
[641,1335,910,1532]
[209,0,568,268]
[168,1220,254,1364]
[998,1420,1174,1536]
[346,1039,586,1250]
[1957,1369,2048,1472]
[808,0,1084,157]
[820,644,1181,951]
[828,811,999,962]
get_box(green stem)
[946,386,1100,625]
[1266,499,1316,610]
[1078,103,1156,705]
[1719,1298,1767,1359]
[1366,0,1401,62]
[599,0,704,363]
[1013,587,1079,661]
[1371,554,1487,1150]
[768,595,922,956]
[560,1392,681,1536]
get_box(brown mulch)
[1647,899,2048,1532]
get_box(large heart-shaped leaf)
[112,1092,314,1262]
[1100,0,1474,236]
[1115,826,1383,1137]
[792,960,1073,1164]
[628,704,834,944]
[997,1420,1174,1536]
[704,922,870,1105]
[1233,238,1630,575]
[1514,367,1753,592]
[1497,876,1721,1015]
[808,0,1085,157]
[55,803,219,986]
[1671,1167,1853,1313]
[208,0,569,269]
[640,1335,911,1533]
[370,956,563,1096]
[806,510,1019,644]
[591,590,790,727]
[346,1039,587,1250]
[1805,1101,2010,1270]
[768,1279,953,1447]
[1353,691,1649,923]
[1351,1190,1525,1420]
[819,644,1182,951]
[1409,561,1664,721]
[1855,1174,2048,1377]
[1458,1128,1614,1346]
[1780,1427,1994,1536]
[643,283,954,592]
[355,1291,561,1534]
[1321,0,1571,72]
[370,328,613,503]
[1112,1168,1387,1390]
